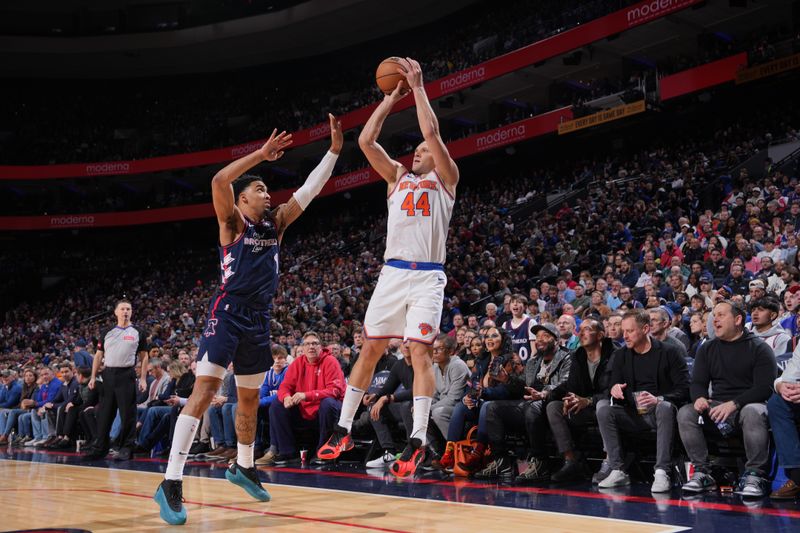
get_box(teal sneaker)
[154,479,187,525]
[226,462,271,502]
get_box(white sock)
[410,396,432,445]
[338,385,365,432]
[237,441,255,468]
[165,414,199,481]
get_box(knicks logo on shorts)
[204,318,218,338]
[418,322,434,336]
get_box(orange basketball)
[376,57,409,95]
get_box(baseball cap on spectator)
[699,274,713,284]
[789,285,800,295]
[666,301,682,317]
[75,340,87,348]
[0,369,10,378]
[531,322,558,339]
[718,285,733,296]
[749,279,765,290]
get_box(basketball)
[376,57,409,95]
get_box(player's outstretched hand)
[398,57,423,89]
[261,129,293,161]
[329,113,343,154]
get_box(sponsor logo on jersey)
[244,233,277,253]
[418,323,434,336]
[123,335,135,341]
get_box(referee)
[84,298,149,461]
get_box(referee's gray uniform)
[94,325,147,455]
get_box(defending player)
[154,115,342,525]
[318,58,458,477]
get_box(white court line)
[1,458,690,533]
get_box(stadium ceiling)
[343,0,794,163]
[0,0,477,78]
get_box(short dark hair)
[232,174,264,204]
[115,298,131,309]
[749,297,780,314]
[715,300,747,326]
[509,293,528,305]
[622,308,650,328]
[272,345,288,358]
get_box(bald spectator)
[556,315,580,352]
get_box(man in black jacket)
[596,309,689,492]
[47,364,86,449]
[678,300,776,497]
[546,318,614,482]
[42,363,79,448]
[477,323,571,483]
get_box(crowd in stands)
[4,45,800,506]
[0,0,638,165]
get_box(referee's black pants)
[94,367,137,453]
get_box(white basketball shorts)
[363,264,447,345]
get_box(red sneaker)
[432,441,455,470]
[317,426,354,460]
[391,438,426,478]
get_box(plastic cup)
[633,391,649,415]
[300,449,308,464]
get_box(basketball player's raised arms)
[358,84,408,191]
[210,129,292,246]
[398,57,459,191]
[274,114,343,241]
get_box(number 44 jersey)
[384,170,455,264]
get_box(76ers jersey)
[503,317,534,361]
[217,215,279,309]
[384,170,455,263]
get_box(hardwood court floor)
[0,460,685,533]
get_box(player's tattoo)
[235,409,257,444]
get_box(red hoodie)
[277,348,345,420]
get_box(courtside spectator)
[678,301,777,497]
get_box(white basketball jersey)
[384,170,455,264]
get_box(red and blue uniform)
[198,214,279,376]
